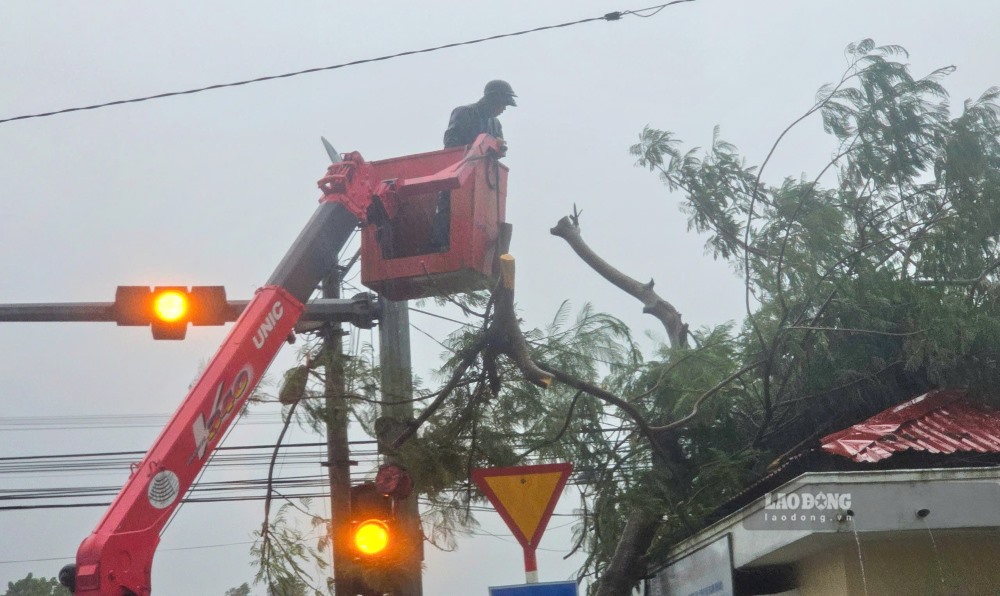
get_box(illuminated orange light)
[353,519,389,555]
[153,291,189,322]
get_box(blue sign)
[489,581,578,596]
[649,535,734,596]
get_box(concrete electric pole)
[322,267,355,595]
[378,298,423,596]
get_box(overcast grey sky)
[3,1,1000,594]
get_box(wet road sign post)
[472,463,573,584]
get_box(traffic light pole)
[322,267,357,595]
[378,298,423,596]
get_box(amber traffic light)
[115,286,230,340]
[347,483,395,560]
[152,290,189,322]
[343,484,395,595]
[353,519,390,556]
[341,480,420,595]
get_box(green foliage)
[255,38,1000,596]
[255,295,648,588]
[391,300,645,550]
[251,501,331,596]
[225,583,252,596]
[573,38,1000,590]
[2,574,69,596]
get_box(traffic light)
[348,482,394,559]
[114,286,230,340]
[353,518,390,556]
[341,482,401,595]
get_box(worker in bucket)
[443,79,517,148]
[432,80,517,250]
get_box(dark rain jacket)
[443,101,504,148]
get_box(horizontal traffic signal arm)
[115,286,230,340]
[0,294,378,325]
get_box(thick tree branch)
[551,215,687,348]
[389,256,553,450]
[389,253,700,596]
[594,508,662,596]
[486,255,555,388]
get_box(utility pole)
[378,298,423,596]
[323,266,354,595]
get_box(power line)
[0,540,259,566]
[0,472,625,512]
[0,411,284,432]
[0,440,370,462]
[0,442,639,511]
[0,433,629,476]
[0,2,695,126]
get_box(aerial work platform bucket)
[359,136,509,301]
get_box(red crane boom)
[61,135,506,595]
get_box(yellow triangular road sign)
[472,463,573,548]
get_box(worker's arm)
[490,118,504,144]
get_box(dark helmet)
[484,79,517,106]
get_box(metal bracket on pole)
[294,293,380,333]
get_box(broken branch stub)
[492,253,552,388]
[550,215,687,348]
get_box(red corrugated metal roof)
[821,389,1000,463]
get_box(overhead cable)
[0,1,694,126]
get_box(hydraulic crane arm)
[64,135,504,595]
[66,200,360,596]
